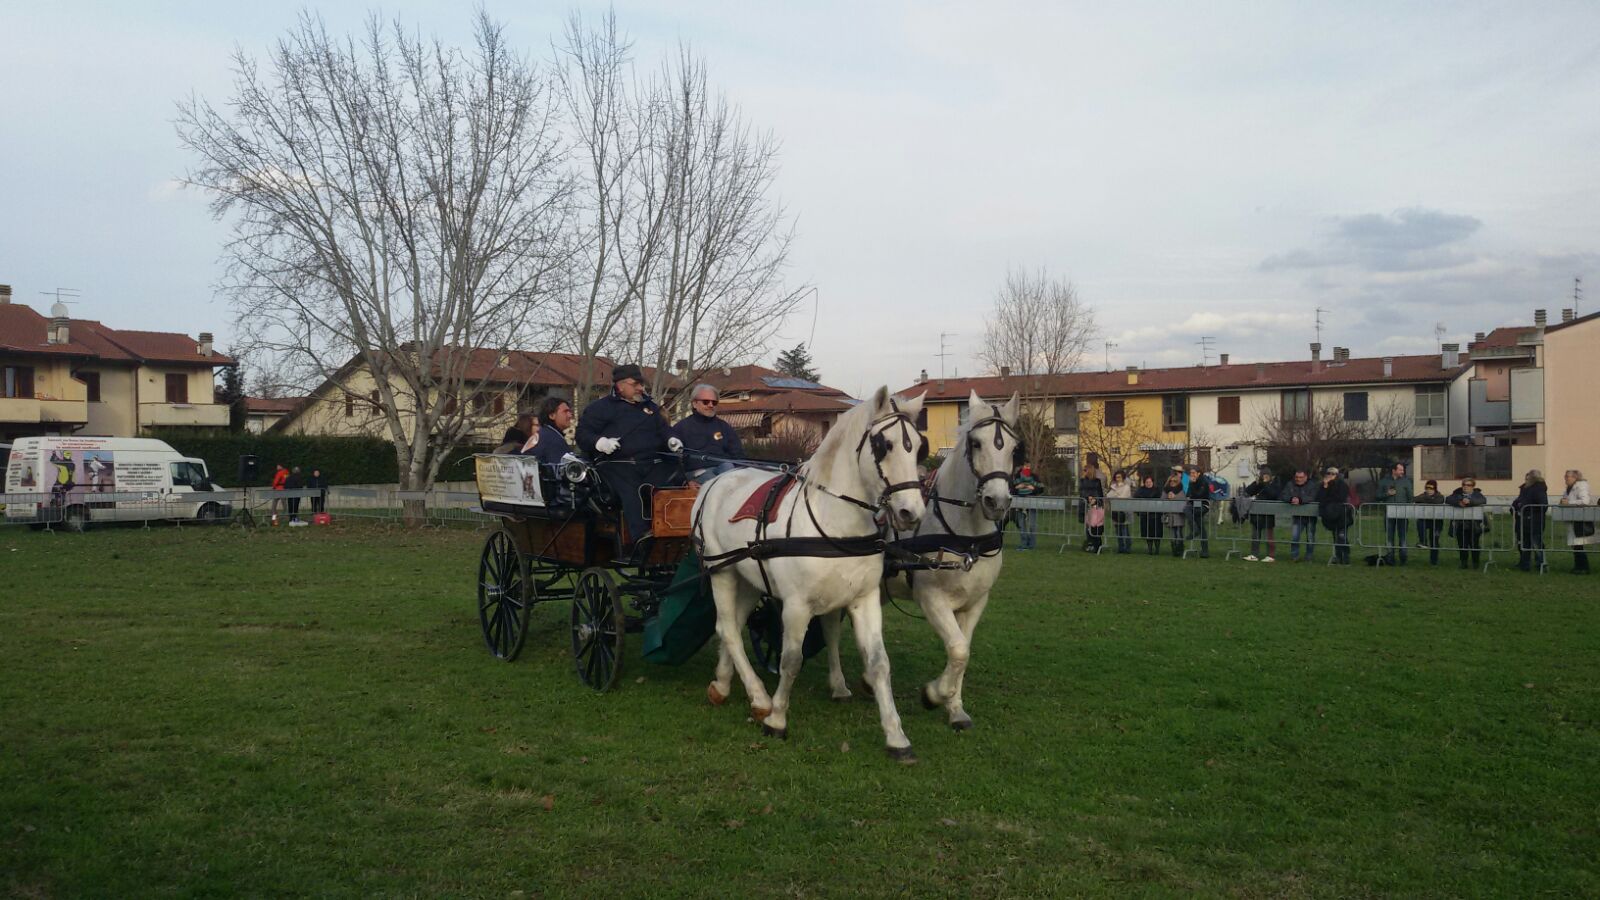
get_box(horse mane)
[800,388,886,489]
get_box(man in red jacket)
[270,463,289,523]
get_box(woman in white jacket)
[1560,470,1594,574]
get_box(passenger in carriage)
[493,413,537,454]
[518,396,573,467]
[576,364,685,543]
[674,383,743,483]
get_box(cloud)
[1261,207,1483,273]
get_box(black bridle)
[829,400,926,514]
[964,406,1022,492]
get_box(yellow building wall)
[922,401,964,454]
[283,364,519,444]
[83,366,138,436]
[1543,318,1600,486]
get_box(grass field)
[2,521,1597,897]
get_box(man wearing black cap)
[576,364,683,543]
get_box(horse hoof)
[920,684,941,710]
[886,745,918,765]
[750,706,771,721]
[950,718,974,733]
[761,723,788,740]
[830,692,853,703]
[707,683,727,706]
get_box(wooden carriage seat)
[650,482,701,539]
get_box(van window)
[170,461,208,488]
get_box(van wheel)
[63,506,89,533]
[198,503,223,524]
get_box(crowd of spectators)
[1010,462,1596,574]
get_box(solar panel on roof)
[762,376,823,389]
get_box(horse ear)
[868,385,890,414]
[967,388,983,408]
[1004,391,1021,423]
[901,392,926,418]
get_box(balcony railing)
[139,402,230,427]
[38,398,89,424]
[0,397,42,423]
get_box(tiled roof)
[245,396,303,414]
[1468,326,1539,351]
[0,303,232,366]
[1544,309,1600,334]
[698,363,849,398]
[718,389,855,414]
[898,353,1464,402]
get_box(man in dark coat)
[674,383,743,483]
[1512,470,1548,572]
[575,364,683,543]
[1283,469,1320,562]
[519,396,575,504]
[1318,467,1353,564]
[1242,468,1282,561]
[1445,477,1488,569]
[1185,465,1211,558]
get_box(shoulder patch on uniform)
[643,406,654,415]
[713,431,723,440]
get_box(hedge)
[144,429,478,487]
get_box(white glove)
[595,437,620,455]
[667,437,684,453]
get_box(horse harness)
[694,404,930,600]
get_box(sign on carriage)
[474,454,544,508]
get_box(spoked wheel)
[571,567,625,692]
[478,530,533,661]
[747,595,781,675]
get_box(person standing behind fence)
[1415,479,1445,565]
[1284,469,1319,563]
[1135,474,1162,554]
[307,467,328,515]
[1162,472,1186,557]
[1559,470,1593,574]
[1242,468,1281,562]
[1513,470,1548,572]
[1011,465,1042,551]
[1446,478,1487,570]
[1377,461,1414,565]
[1318,467,1353,565]
[1106,471,1133,554]
[1080,463,1105,553]
[285,466,306,526]
[269,463,288,523]
[1185,465,1211,559]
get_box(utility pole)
[1196,336,1215,367]
[1103,340,1118,372]
[936,332,956,379]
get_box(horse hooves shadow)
[830,692,853,703]
[950,718,974,733]
[857,677,874,698]
[885,746,918,765]
[761,723,788,741]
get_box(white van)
[3,436,233,531]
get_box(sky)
[3,1,1597,399]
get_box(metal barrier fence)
[1511,504,1600,575]
[2,485,497,531]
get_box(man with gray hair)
[674,383,743,483]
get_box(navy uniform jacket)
[520,423,571,468]
[576,390,675,460]
[674,412,743,460]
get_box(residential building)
[0,285,234,443]
[243,396,302,435]
[695,364,855,445]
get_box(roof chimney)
[48,301,70,345]
[1125,365,1139,386]
[1441,342,1460,369]
[1219,353,1229,366]
[1382,356,1394,378]
[198,332,214,356]
[1255,362,1266,381]
[917,368,928,384]
[1563,308,1575,323]
[1474,332,1486,344]
[0,284,11,305]
[999,365,1011,378]
[1535,309,1547,328]
[1310,342,1322,373]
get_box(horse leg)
[848,592,914,763]
[708,572,771,717]
[761,601,811,740]
[916,592,973,731]
[821,609,851,701]
[944,593,990,731]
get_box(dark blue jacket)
[674,412,743,461]
[520,423,571,468]
[575,390,675,460]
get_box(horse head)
[965,390,1022,522]
[859,387,928,531]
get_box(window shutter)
[165,373,188,404]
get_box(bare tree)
[178,12,572,509]
[1075,404,1160,478]
[1251,395,1418,480]
[978,267,1096,377]
[556,22,805,413]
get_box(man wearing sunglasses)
[576,363,684,544]
[674,384,744,484]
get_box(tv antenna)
[1103,340,1118,372]
[42,288,82,307]
[1433,322,1447,345]
[1575,276,1583,316]
[936,332,956,379]
[1197,336,1216,367]
[1314,307,1328,345]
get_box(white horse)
[692,387,929,763]
[843,390,1019,731]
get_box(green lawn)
[2,522,1597,897]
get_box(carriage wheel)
[478,530,533,661]
[747,595,781,675]
[571,567,625,692]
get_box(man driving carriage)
[575,364,685,543]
